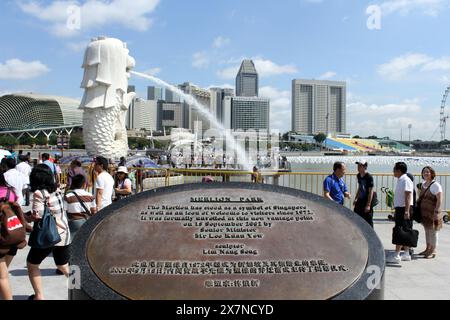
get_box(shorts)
[27,245,70,266]
[0,246,18,259]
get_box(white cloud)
[17,0,160,37]
[217,58,298,79]
[207,83,234,90]
[0,59,50,80]
[66,40,89,52]
[380,0,447,16]
[378,53,450,80]
[347,98,439,139]
[144,67,161,76]
[421,57,450,71]
[213,36,231,49]
[192,51,210,69]
[441,75,450,84]
[255,58,298,77]
[217,65,239,79]
[260,86,291,132]
[318,71,337,80]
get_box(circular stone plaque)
[70,183,385,300]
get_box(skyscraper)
[223,96,270,131]
[178,82,211,131]
[165,89,180,103]
[236,59,258,97]
[126,85,136,130]
[292,79,346,135]
[210,87,234,124]
[157,101,184,131]
[133,98,158,131]
[147,86,163,101]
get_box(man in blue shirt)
[323,162,351,205]
[41,153,57,174]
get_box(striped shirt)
[32,190,71,247]
[64,189,96,216]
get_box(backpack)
[0,189,27,254]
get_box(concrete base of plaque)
[70,183,385,300]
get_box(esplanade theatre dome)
[0,93,82,130]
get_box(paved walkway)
[375,214,450,300]
[6,213,450,300]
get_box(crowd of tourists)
[0,151,132,300]
[323,161,443,264]
[0,148,447,300]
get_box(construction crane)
[440,86,450,141]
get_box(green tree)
[128,137,151,149]
[49,135,57,146]
[0,136,18,148]
[313,133,327,145]
[18,135,35,146]
[153,139,169,150]
[35,135,47,146]
[70,132,85,149]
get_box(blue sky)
[1,0,450,140]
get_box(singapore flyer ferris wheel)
[440,85,450,141]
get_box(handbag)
[414,182,435,224]
[371,191,379,208]
[392,220,419,248]
[28,191,61,249]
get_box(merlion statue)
[80,36,136,159]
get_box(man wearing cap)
[114,166,133,201]
[353,161,375,227]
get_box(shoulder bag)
[413,181,435,224]
[28,191,61,249]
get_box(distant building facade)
[236,59,258,97]
[292,79,346,135]
[223,96,270,131]
[147,86,163,101]
[165,89,181,103]
[178,82,211,131]
[210,87,234,125]
[157,101,184,132]
[0,93,81,130]
[133,99,158,131]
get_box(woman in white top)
[418,166,443,259]
[114,166,132,201]
[25,164,71,300]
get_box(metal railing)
[58,166,450,214]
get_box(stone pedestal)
[70,183,385,300]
